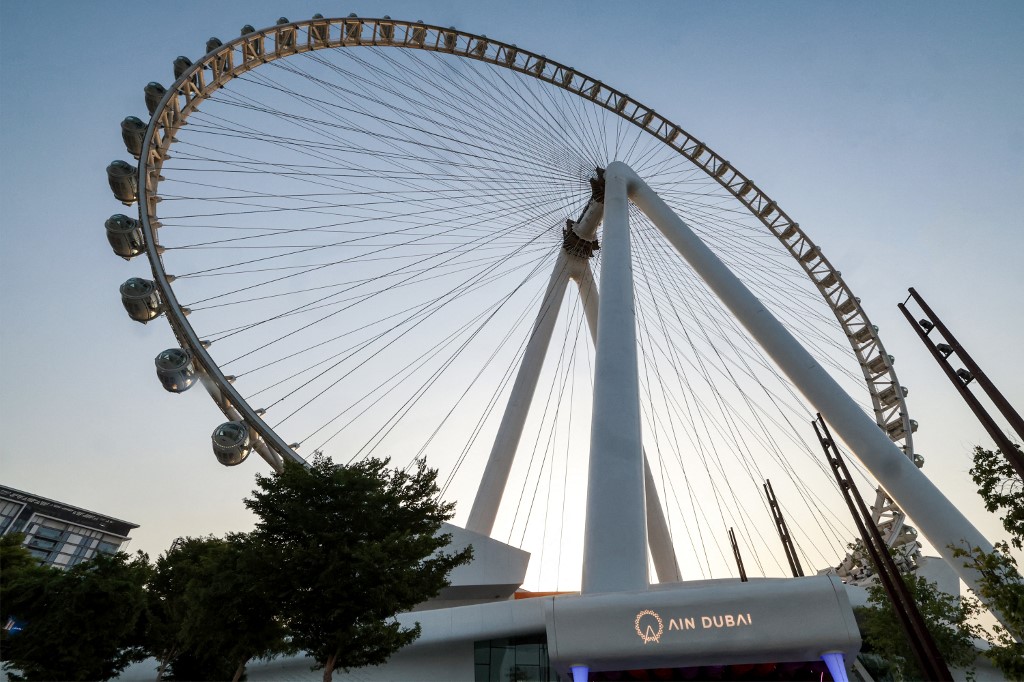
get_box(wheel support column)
[612,161,997,602]
[571,258,682,584]
[581,164,649,593]
[467,251,571,535]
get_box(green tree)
[952,542,1024,680]
[955,445,1024,680]
[1,550,151,681]
[856,573,983,681]
[0,534,50,612]
[147,534,288,681]
[178,533,292,681]
[147,536,222,679]
[970,446,1023,549]
[246,455,473,681]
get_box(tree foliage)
[970,446,1024,550]
[1,550,150,681]
[148,534,290,681]
[1,456,468,680]
[953,541,1024,680]
[246,455,472,680]
[856,574,983,681]
[147,536,220,678]
[179,533,292,681]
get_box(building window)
[27,537,59,550]
[27,548,51,562]
[96,540,120,556]
[475,635,559,682]
[35,526,65,541]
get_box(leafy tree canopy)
[245,455,472,680]
[1,550,150,681]
[856,573,982,681]
[970,446,1024,550]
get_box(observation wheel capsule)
[155,348,197,393]
[106,160,137,205]
[119,277,161,323]
[144,82,166,116]
[120,116,146,159]
[105,213,144,260]
[212,421,252,466]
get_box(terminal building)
[0,485,138,568]
[240,525,859,682]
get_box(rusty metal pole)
[899,299,1024,482]
[814,415,953,681]
[908,287,1024,441]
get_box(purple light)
[821,651,849,682]
[571,664,589,682]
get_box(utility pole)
[899,287,1024,481]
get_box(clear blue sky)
[1,1,1021,587]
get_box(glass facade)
[474,635,560,682]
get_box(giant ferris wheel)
[106,15,992,593]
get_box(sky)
[1,1,1022,591]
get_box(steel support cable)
[157,184,566,248]
[413,288,543,474]
[530,69,604,168]
[265,237,558,422]
[631,213,869,563]
[172,115,569,193]
[240,250,547,389]
[641,229,877,496]
[438,308,537,496]
[632,231,784,576]
[343,254,558,467]
[636,213,851,361]
[293,240,560,439]
[310,276,541,461]
[183,86,569,227]
[630,228,712,574]
[236,63,577,187]
[211,240,552,373]
[198,200,550,346]
[159,131,565,227]
[508,292,584,545]
[309,46,577,172]
[636,250,782,576]
[192,246,536,314]
[636,216,864,392]
[342,48,586,178]
[407,48,592,173]
[468,55,595,174]
[627,232,771,575]
[634,222,853,567]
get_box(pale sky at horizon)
[1,1,1021,590]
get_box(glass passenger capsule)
[105,214,144,260]
[119,277,161,323]
[155,348,197,393]
[212,421,252,466]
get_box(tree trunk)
[231,657,248,682]
[155,647,176,681]
[322,650,339,682]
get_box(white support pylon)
[581,164,649,593]
[571,257,682,583]
[609,161,998,604]
[467,250,571,535]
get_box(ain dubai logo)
[633,610,753,644]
